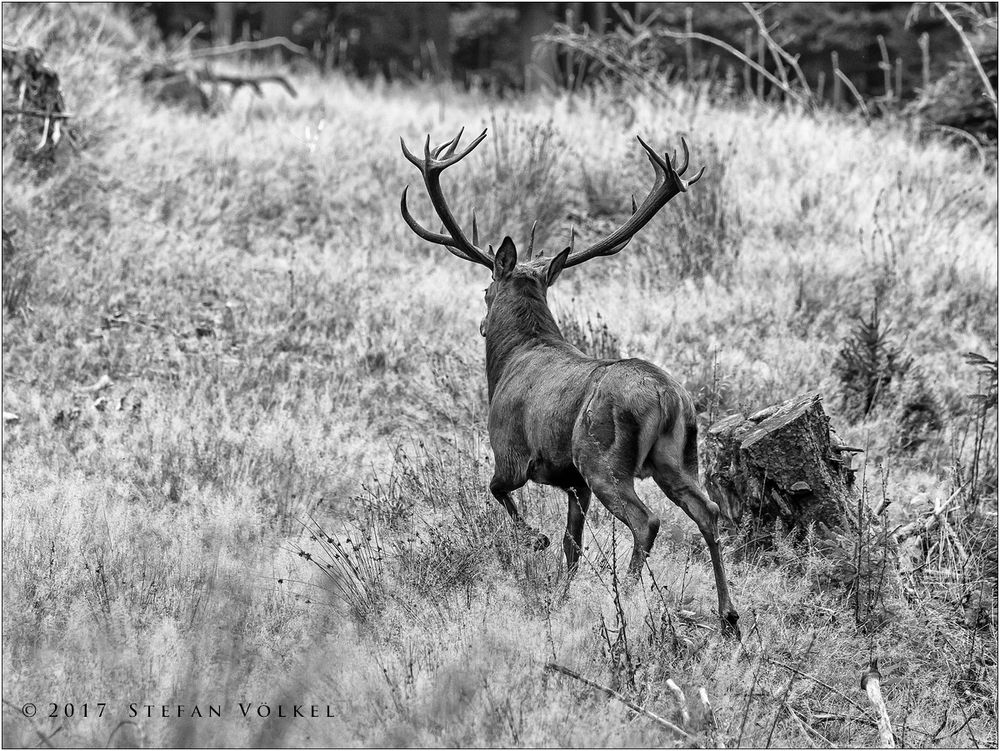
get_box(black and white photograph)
[2,1,997,747]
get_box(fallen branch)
[207,72,297,98]
[176,36,309,62]
[544,662,696,743]
[2,107,73,119]
[861,660,895,748]
[140,65,297,110]
[891,484,967,544]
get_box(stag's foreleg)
[489,474,550,551]
[651,462,740,637]
[563,485,592,575]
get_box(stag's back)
[488,340,603,475]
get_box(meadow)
[2,5,997,747]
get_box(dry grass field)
[2,4,997,747]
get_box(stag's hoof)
[721,611,741,639]
[514,525,550,551]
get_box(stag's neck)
[485,291,565,399]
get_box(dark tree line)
[136,2,990,106]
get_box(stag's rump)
[572,358,694,479]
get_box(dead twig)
[544,662,696,744]
[784,704,820,747]
[654,26,810,109]
[665,678,690,725]
[741,2,816,109]
[698,687,725,748]
[769,659,875,718]
[934,2,998,116]
[861,659,895,747]
[834,68,872,123]
[766,633,816,746]
[892,483,968,543]
[933,123,988,165]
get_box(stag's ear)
[546,246,572,287]
[493,236,517,280]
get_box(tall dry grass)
[2,3,996,747]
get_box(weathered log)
[2,45,73,155]
[704,392,861,533]
[140,64,297,112]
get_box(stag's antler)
[400,127,495,269]
[562,136,705,268]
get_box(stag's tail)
[636,384,698,477]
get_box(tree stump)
[704,392,862,534]
[705,393,903,627]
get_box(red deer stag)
[400,128,739,635]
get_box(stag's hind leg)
[489,474,550,551]
[650,446,740,636]
[574,397,660,578]
[581,471,660,577]
[563,485,592,575]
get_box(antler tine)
[400,186,447,243]
[431,127,465,159]
[446,128,487,165]
[472,209,479,247]
[432,139,451,159]
[636,135,669,177]
[443,126,465,158]
[400,136,423,170]
[562,136,702,269]
[400,186,483,263]
[399,127,494,269]
[569,225,576,253]
[527,220,538,256]
[677,136,690,175]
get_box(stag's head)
[400,128,704,337]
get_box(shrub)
[556,307,622,359]
[833,298,912,420]
[296,517,386,623]
[645,137,743,284]
[468,114,568,252]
